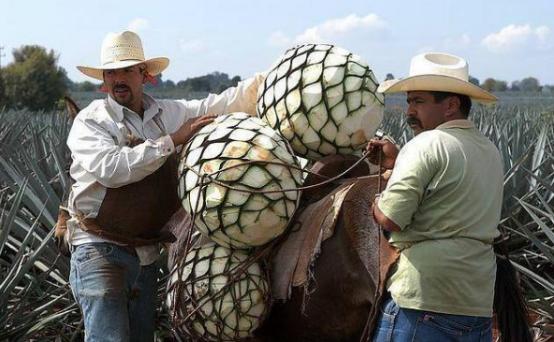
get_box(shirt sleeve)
[377,139,438,230]
[161,73,265,134]
[67,116,175,188]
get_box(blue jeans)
[69,242,158,342]
[373,297,492,342]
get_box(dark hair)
[430,91,472,117]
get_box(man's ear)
[444,96,461,119]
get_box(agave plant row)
[0,110,83,340]
[0,99,552,340]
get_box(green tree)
[0,70,6,109]
[481,78,507,92]
[3,45,68,111]
[481,78,497,92]
[519,77,540,92]
[468,75,479,86]
[79,81,98,92]
[494,80,508,92]
[384,73,394,81]
[164,79,176,89]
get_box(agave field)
[0,94,553,341]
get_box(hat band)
[102,46,145,64]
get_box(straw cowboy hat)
[378,52,497,103]
[77,31,169,81]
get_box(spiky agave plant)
[178,112,304,249]
[166,242,270,341]
[257,44,385,160]
[0,109,83,340]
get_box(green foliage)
[482,78,508,92]
[176,72,241,94]
[468,75,479,86]
[0,109,82,340]
[520,77,541,92]
[76,81,98,92]
[2,45,68,111]
[0,70,5,109]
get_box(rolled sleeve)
[68,116,172,188]
[159,74,265,136]
[377,142,437,230]
[176,73,264,118]
[158,134,175,156]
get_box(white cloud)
[295,13,387,44]
[482,24,551,52]
[443,34,471,50]
[179,39,206,53]
[268,31,291,47]
[127,18,150,33]
[268,13,387,46]
[535,25,551,49]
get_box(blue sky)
[2,0,553,84]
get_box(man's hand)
[170,115,217,146]
[366,139,399,170]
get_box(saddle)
[269,154,399,341]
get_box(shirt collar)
[436,119,474,130]
[107,93,161,123]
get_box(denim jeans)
[69,242,158,342]
[373,297,492,342]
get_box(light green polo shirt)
[378,119,503,317]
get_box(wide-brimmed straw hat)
[378,52,496,103]
[77,30,169,81]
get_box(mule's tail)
[493,241,532,342]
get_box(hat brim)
[77,57,169,81]
[377,75,497,104]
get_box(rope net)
[178,112,304,249]
[167,240,271,341]
[257,43,385,160]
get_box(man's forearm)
[372,200,401,232]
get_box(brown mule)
[166,155,399,341]
[253,156,398,342]
[165,153,531,342]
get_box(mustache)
[406,117,421,126]
[114,84,130,91]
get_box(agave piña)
[257,44,385,159]
[178,112,303,249]
[166,242,270,341]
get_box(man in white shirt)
[65,30,263,341]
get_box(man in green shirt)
[369,52,502,341]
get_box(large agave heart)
[178,112,303,249]
[167,242,270,341]
[257,44,385,160]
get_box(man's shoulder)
[76,99,111,122]
[404,130,441,151]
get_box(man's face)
[406,91,448,135]
[103,64,145,112]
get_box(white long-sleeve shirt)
[66,75,263,265]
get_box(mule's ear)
[64,95,80,120]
